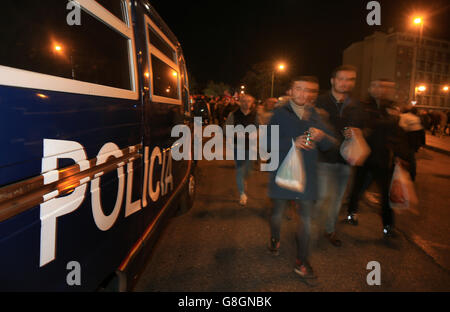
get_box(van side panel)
[0,1,191,290]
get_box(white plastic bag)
[340,128,371,166]
[275,140,306,192]
[389,163,418,210]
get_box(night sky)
[149,0,450,91]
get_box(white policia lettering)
[39,117,277,266]
[39,139,172,267]
[171,117,279,171]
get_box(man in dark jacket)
[346,79,411,237]
[226,94,258,205]
[267,76,335,280]
[315,65,363,247]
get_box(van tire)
[177,173,196,215]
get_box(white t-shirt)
[399,113,423,132]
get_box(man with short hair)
[226,94,258,205]
[222,97,239,127]
[267,76,334,281]
[346,79,410,237]
[315,65,362,247]
[257,97,278,125]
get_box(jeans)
[235,158,252,195]
[316,162,351,234]
[270,199,314,263]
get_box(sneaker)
[383,225,393,238]
[346,213,358,226]
[267,238,280,256]
[239,193,248,206]
[325,232,342,247]
[294,263,317,279]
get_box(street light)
[414,84,426,104]
[417,85,426,92]
[443,86,449,107]
[271,63,286,98]
[52,41,76,80]
[411,15,424,103]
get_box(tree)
[202,81,232,97]
[241,61,290,100]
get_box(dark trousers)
[270,199,314,263]
[409,152,417,182]
[347,164,394,227]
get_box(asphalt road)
[134,148,450,292]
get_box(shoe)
[325,232,342,247]
[267,238,280,256]
[346,213,358,226]
[383,225,393,238]
[294,262,317,279]
[239,193,247,205]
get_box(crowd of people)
[417,109,450,137]
[190,94,240,127]
[192,65,444,282]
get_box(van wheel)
[177,173,196,215]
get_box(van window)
[145,15,181,104]
[151,56,179,99]
[148,26,176,63]
[178,57,190,114]
[0,0,132,90]
[95,0,127,23]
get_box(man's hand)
[295,128,326,150]
[295,135,314,150]
[295,132,317,150]
[343,127,362,139]
[342,127,352,139]
[309,127,325,141]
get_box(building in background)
[343,31,450,108]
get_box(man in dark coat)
[267,76,335,280]
[315,65,363,247]
[346,79,411,237]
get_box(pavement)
[396,147,450,273]
[424,131,450,155]
[134,147,450,292]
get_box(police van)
[0,0,195,291]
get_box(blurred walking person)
[315,65,362,247]
[267,76,334,281]
[226,94,258,205]
[257,97,278,125]
[345,79,411,237]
